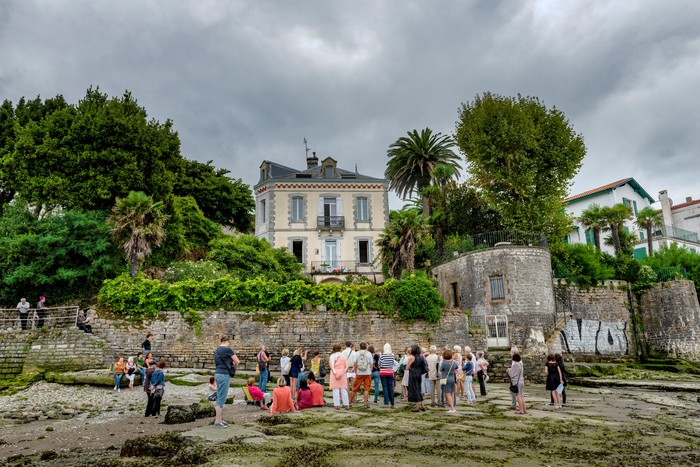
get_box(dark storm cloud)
[1,0,698,207]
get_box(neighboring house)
[254,153,389,283]
[653,190,700,254]
[564,177,655,256]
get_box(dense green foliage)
[455,92,585,240]
[98,273,445,323]
[0,203,122,305]
[205,235,304,283]
[641,244,700,296]
[550,243,614,287]
[377,208,428,278]
[162,261,228,283]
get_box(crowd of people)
[210,338,569,428]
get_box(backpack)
[356,351,371,372]
[420,356,429,375]
[319,362,327,378]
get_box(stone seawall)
[0,329,110,381]
[640,280,700,360]
[89,309,471,371]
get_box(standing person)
[36,296,47,329]
[112,355,127,392]
[135,352,146,386]
[125,356,137,390]
[426,346,441,407]
[507,346,520,410]
[349,342,373,409]
[406,344,426,412]
[144,360,157,416]
[508,353,527,414]
[369,345,381,404]
[342,341,356,394]
[257,345,270,392]
[16,298,30,331]
[311,350,322,380]
[398,347,411,402]
[378,343,397,408]
[148,361,166,418]
[269,377,296,415]
[476,350,489,396]
[545,354,563,408]
[465,346,478,399]
[439,350,457,413]
[280,349,291,387]
[462,349,476,404]
[329,344,350,410]
[289,348,306,402]
[142,333,153,354]
[213,335,239,428]
[553,353,568,406]
[453,345,464,400]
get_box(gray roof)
[256,159,386,187]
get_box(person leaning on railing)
[16,298,30,330]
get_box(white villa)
[254,152,389,283]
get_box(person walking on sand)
[16,298,30,331]
[508,353,527,414]
[213,335,239,428]
[329,344,350,410]
[545,353,563,408]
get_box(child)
[297,380,314,409]
[246,377,271,409]
[207,376,217,402]
[462,354,476,403]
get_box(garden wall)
[640,280,700,360]
[89,309,471,370]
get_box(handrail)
[0,306,80,330]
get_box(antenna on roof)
[304,137,311,157]
[355,163,358,174]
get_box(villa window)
[291,196,304,221]
[260,200,266,223]
[489,275,505,301]
[292,240,303,263]
[356,197,369,221]
[358,240,370,264]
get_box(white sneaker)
[117,388,120,392]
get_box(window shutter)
[633,200,638,216]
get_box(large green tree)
[455,92,585,239]
[385,128,461,217]
[377,208,428,278]
[2,88,181,213]
[173,159,254,232]
[635,206,663,255]
[107,191,169,277]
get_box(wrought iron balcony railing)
[309,260,375,274]
[317,216,345,229]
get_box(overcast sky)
[1,0,698,209]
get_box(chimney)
[686,196,693,203]
[306,151,319,169]
[659,190,673,227]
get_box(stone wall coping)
[432,244,550,270]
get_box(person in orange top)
[269,377,296,415]
[112,356,127,392]
[307,373,325,407]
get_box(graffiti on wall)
[560,319,629,355]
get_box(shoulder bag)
[440,361,455,386]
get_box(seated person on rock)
[76,310,92,333]
[246,377,271,409]
[307,372,325,407]
[296,380,314,410]
[269,377,296,415]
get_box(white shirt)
[17,301,30,312]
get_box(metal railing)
[0,306,80,331]
[654,267,688,282]
[316,216,345,229]
[471,230,548,249]
[309,260,375,275]
[651,225,699,243]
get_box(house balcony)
[309,260,376,275]
[317,216,345,230]
[651,225,699,243]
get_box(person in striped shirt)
[378,343,397,408]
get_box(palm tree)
[578,203,606,251]
[635,206,663,255]
[386,128,461,217]
[107,191,169,277]
[599,204,633,256]
[377,208,427,278]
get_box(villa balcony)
[309,260,375,275]
[317,216,345,230]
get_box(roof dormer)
[321,156,338,179]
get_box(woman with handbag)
[124,356,137,390]
[439,350,457,413]
[147,360,166,418]
[378,343,397,408]
[213,335,239,428]
[508,353,526,414]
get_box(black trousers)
[551,386,567,404]
[36,311,45,328]
[477,370,487,396]
[19,312,28,330]
[145,393,162,416]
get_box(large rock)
[164,402,214,424]
[121,432,207,464]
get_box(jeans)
[259,367,269,392]
[371,371,380,402]
[380,375,395,406]
[214,373,230,408]
[465,375,476,402]
[477,370,487,396]
[138,368,146,385]
[114,373,123,388]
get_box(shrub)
[162,261,228,283]
[385,272,445,324]
[550,243,614,287]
